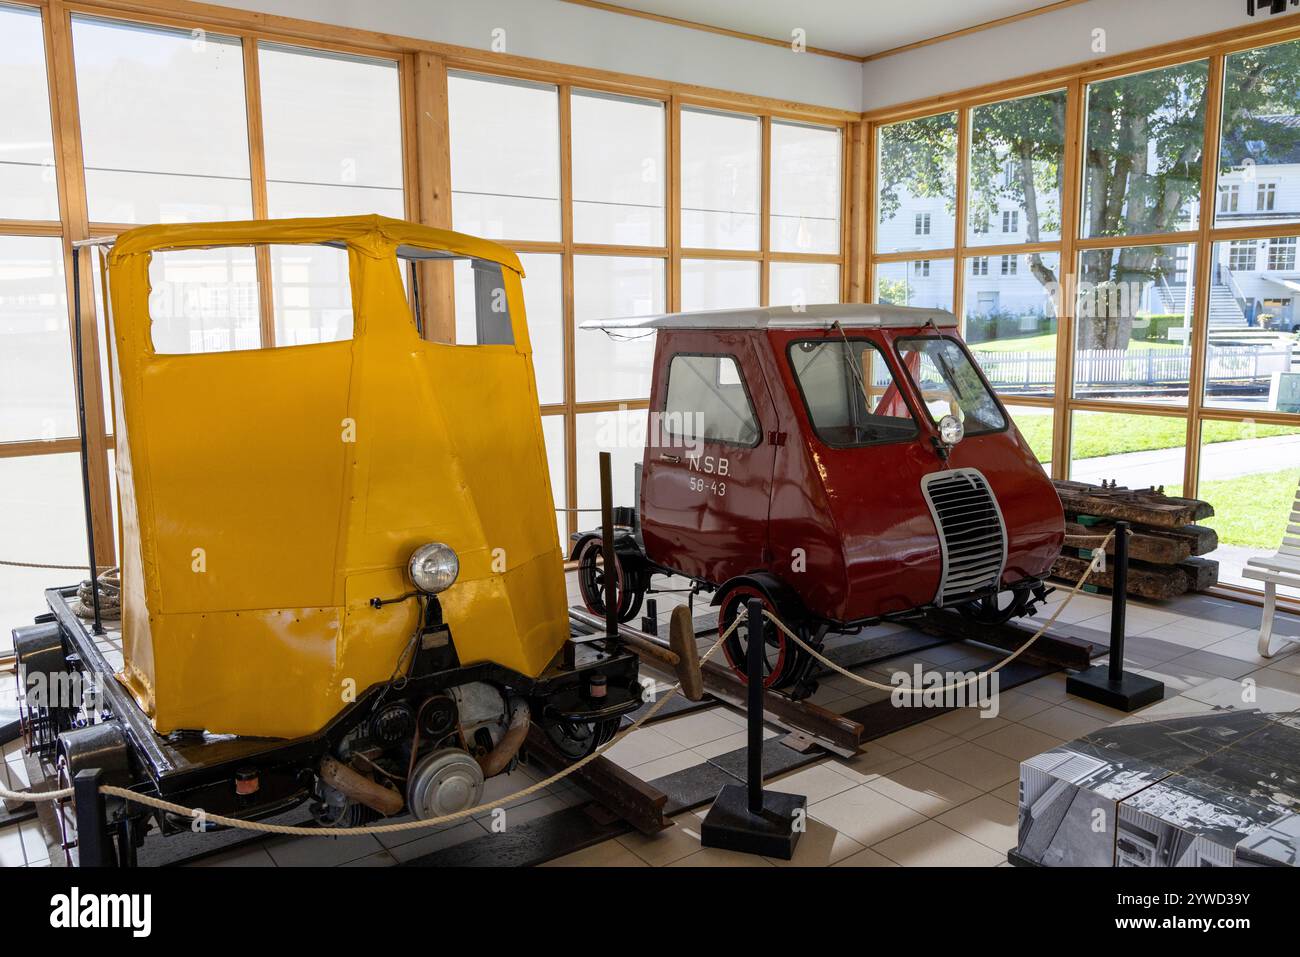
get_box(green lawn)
[1170,469,1300,549]
[1014,413,1299,465]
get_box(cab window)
[895,336,1006,435]
[663,354,760,447]
[787,338,917,447]
[452,258,514,345]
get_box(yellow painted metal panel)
[107,216,565,739]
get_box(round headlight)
[408,543,459,594]
[938,414,965,447]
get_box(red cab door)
[641,331,778,585]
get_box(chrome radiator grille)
[921,468,1007,607]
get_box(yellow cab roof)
[107,214,524,275]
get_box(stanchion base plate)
[1066,665,1164,712]
[700,784,806,860]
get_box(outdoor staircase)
[1154,282,1247,327]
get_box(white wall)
[202,0,864,112]
[862,0,1296,112]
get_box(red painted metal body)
[638,325,1063,625]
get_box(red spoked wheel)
[718,585,807,690]
[575,537,644,624]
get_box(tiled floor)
[3,577,1297,867]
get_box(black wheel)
[575,537,644,623]
[717,585,808,690]
[959,587,1032,625]
[543,716,620,760]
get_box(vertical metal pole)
[746,597,764,814]
[72,768,115,867]
[599,451,617,641]
[70,248,104,635]
[1108,521,1129,684]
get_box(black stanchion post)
[1066,521,1165,711]
[72,768,116,867]
[700,598,805,860]
[599,451,617,643]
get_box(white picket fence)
[973,344,1294,391]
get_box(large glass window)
[1068,410,1186,489]
[1004,403,1053,469]
[770,120,841,254]
[258,44,404,218]
[1216,39,1300,230]
[0,237,74,442]
[572,255,663,403]
[769,261,839,307]
[875,259,953,311]
[0,4,60,220]
[1073,243,1196,406]
[448,73,560,241]
[1190,420,1300,599]
[270,245,354,346]
[72,16,252,224]
[964,252,1061,397]
[680,107,760,250]
[681,259,759,311]
[1205,236,1299,412]
[517,253,564,407]
[571,91,664,246]
[664,354,760,447]
[967,90,1065,247]
[876,112,957,254]
[788,338,916,447]
[1082,62,1209,238]
[575,407,644,512]
[896,336,1006,434]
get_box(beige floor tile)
[807,785,927,846]
[1020,704,1109,741]
[617,817,704,866]
[958,715,1012,741]
[634,750,708,782]
[768,761,858,804]
[18,821,49,865]
[604,726,683,769]
[936,794,1019,853]
[265,832,385,867]
[188,843,277,867]
[873,820,1005,867]
[832,846,899,867]
[668,846,776,866]
[827,744,912,785]
[543,838,650,867]
[873,722,958,760]
[974,723,1063,762]
[340,850,397,867]
[924,707,990,737]
[767,817,863,867]
[1058,695,1130,723]
[386,820,489,863]
[991,689,1054,722]
[990,780,1021,806]
[1140,621,1239,648]
[864,762,981,817]
[920,741,1022,792]
[653,708,748,749]
[1015,674,1071,703]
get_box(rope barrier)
[760,529,1116,697]
[0,531,1113,839]
[0,560,114,572]
[0,624,737,838]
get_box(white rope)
[0,625,736,838]
[762,529,1116,697]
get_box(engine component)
[57,721,133,787]
[319,755,404,816]
[418,694,458,739]
[369,701,415,747]
[407,748,484,820]
[477,699,530,778]
[448,682,509,752]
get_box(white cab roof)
[579,303,957,332]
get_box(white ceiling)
[589,0,1078,58]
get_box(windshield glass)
[787,338,917,447]
[895,336,1006,435]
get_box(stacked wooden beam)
[1050,480,1219,600]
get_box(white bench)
[1243,482,1300,657]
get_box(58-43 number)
[689,476,726,496]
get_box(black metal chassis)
[32,585,641,830]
